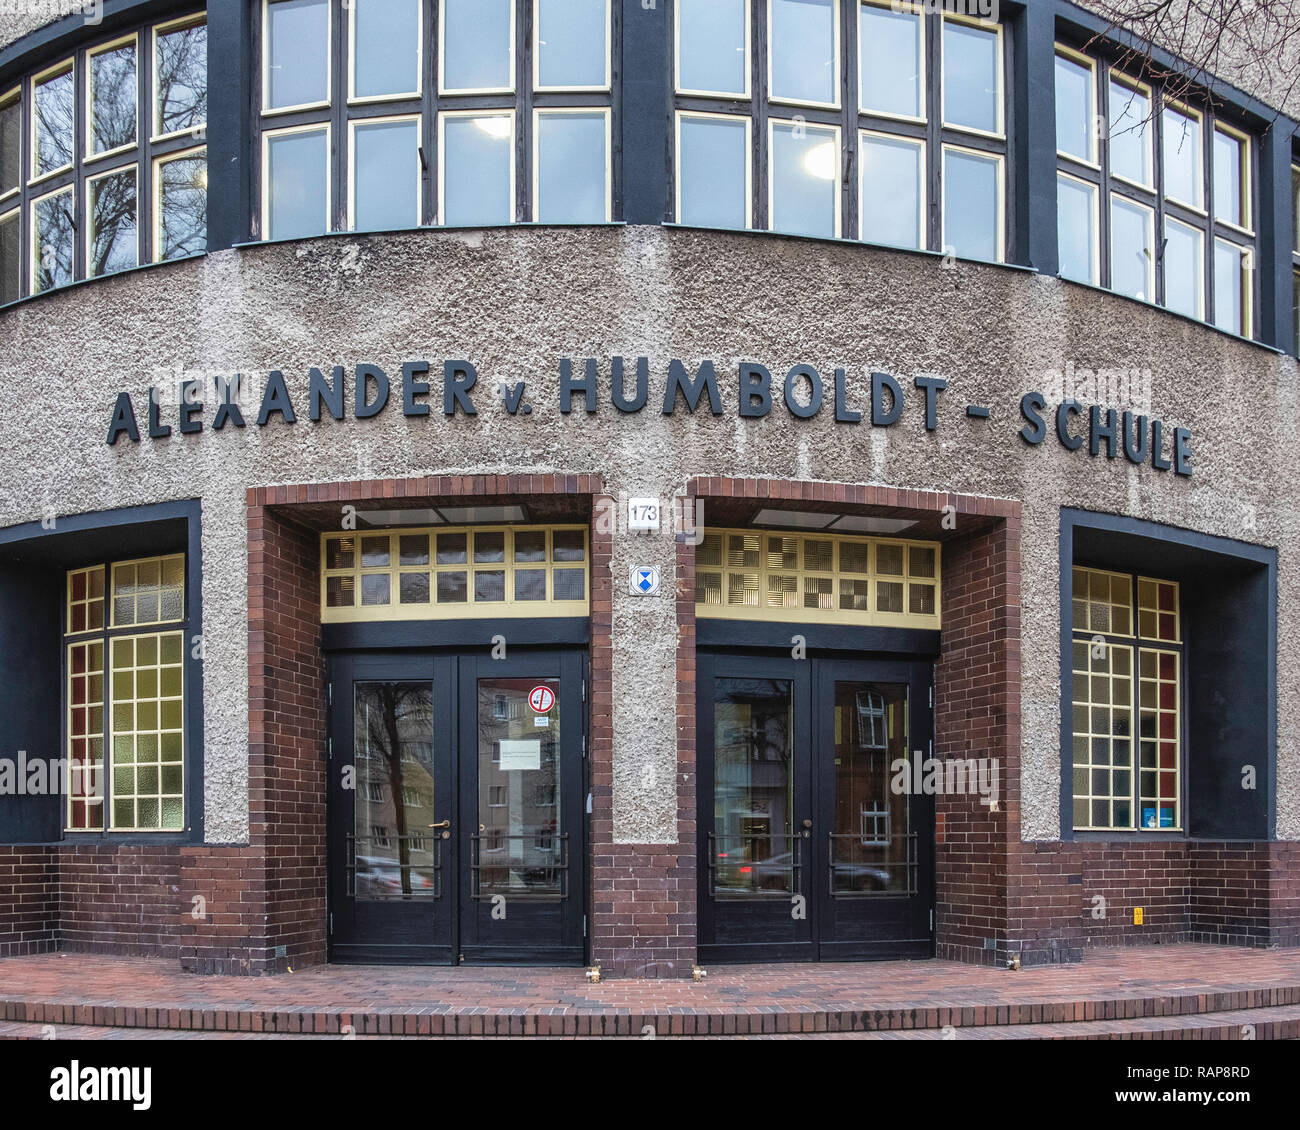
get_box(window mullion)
[925,10,940,252]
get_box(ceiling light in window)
[355,509,446,528]
[751,509,837,529]
[473,116,512,139]
[827,515,918,535]
[437,506,527,524]
[803,142,837,181]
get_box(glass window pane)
[770,0,836,106]
[859,4,922,119]
[354,0,419,98]
[1213,239,1248,336]
[157,150,207,260]
[1163,217,1202,319]
[535,111,607,223]
[109,631,184,832]
[89,43,137,156]
[353,119,419,231]
[942,19,999,133]
[475,678,562,897]
[943,148,999,261]
[1108,80,1151,184]
[442,114,513,226]
[1212,128,1245,227]
[552,529,586,561]
[0,94,19,194]
[1057,173,1096,284]
[1054,53,1092,161]
[678,115,747,228]
[771,122,838,238]
[711,677,793,898]
[443,0,512,92]
[677,0,746,95]
[266,128,328,240]
[1294,267,1299,348]
[33,65,74,177]
[155,19,207,136]
[1293,165,1299,253]
[32,189,73,292]
[861,133,921,249]
[537,0,607,88]
[1162,107,1202,207]
[88,167,138,276]
[1110,194,1153,302]
[0,213,18,304]
[266,0,329,110]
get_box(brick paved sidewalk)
[1,944,1298,1037]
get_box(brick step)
[4,986,1300,1038]
[771,1003,1300,1040]
[3,1003,1300,1040]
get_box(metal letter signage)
[101,357,1192,478]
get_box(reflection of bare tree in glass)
[156,26,207,136]
[34,71,74,175]
[90,47,136,155]
[160,155,207,259]
[90,171,137,276]
[35,194,74,292]
[0,101,20,191]
[0,217,20,305]
[365,686,433,896]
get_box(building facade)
[0,0,1296,976]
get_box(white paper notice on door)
[498,740,542,771]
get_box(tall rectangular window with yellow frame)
[65,554,186,833]
[1071,567,1182,831]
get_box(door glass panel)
[352,682,438,899]
[477,678,563,897]
[712,678,794,897]
[831,681,911,894]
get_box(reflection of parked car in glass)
[831,860,893,892]
[355,854,435,897]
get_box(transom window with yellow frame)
[694,529,941,629]
[320,525,589,623]
[64,553,187,835]
[1071,566,1182,833]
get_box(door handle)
[428,820,451,829]
[802,819,813,829]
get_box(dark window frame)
[251,0,621,239]
[1058,509,1277,844]
[0,500,205,848]
[0,9,207,304]
[1053,33,1260,338]
[1291,151,1299,351]
[62,553,192,839]
[1068,565,1187,835]
[668,0,1014,261]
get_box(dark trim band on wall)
[322,617,591,652]
[620,0,668,225]
[1015,0,1057,275]
[697,619,941,658]
[205,0,253,249]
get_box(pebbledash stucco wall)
[0,224,1295,845]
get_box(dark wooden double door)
[328,649,585,965]
[698,652,935,963]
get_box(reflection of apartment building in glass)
[0,1,1296,977]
